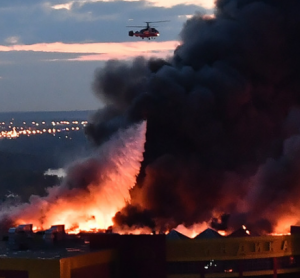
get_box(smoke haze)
[87,0,300,234]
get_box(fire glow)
[0,118,295,236]
[3,1,300,237]
[0,121,147,234]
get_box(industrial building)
[1,224,300,278]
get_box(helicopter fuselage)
[129,28,160,39]
[127,21,168,39]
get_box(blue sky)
[0,0,214,112]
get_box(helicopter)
[127,21,169,40]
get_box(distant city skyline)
[0,0,214,112]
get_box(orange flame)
[2,122,147,233]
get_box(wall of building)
[2,233,300,278]
[166,235,300,278]
[90,234,166,278]
[0,249,116,278]
[61,249,116,278]
[0,257,60,278]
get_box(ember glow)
[242,225,250,235]
[0,121,147,233]
[270,217,297,236]
[175,222,210,238]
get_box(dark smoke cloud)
[87,0,300,234]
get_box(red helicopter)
[127,21,169,40]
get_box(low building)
[1,225,300,278]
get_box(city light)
[0,119,88,139]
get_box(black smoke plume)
[86,0,300,234]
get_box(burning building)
[2,0,300,276]
[85,0,300,235]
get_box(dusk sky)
[0,0,214,112]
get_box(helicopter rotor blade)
[144,20,170,24]
[126,26,147,28]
